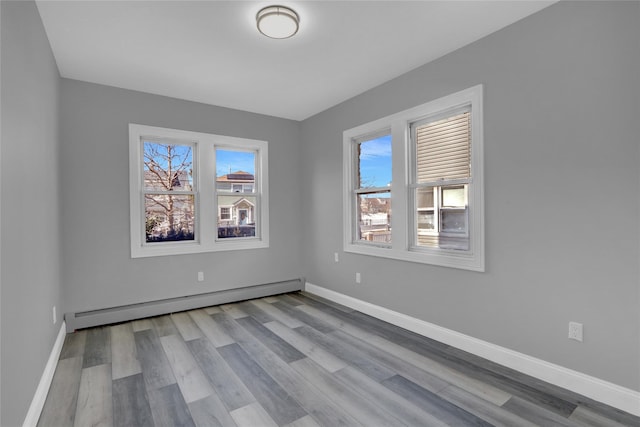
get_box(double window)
[129,124,269,258]
[343,85,484,271]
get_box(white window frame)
[343,85,484,271]
[129,124,269,258]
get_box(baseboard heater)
[64,278,303,333]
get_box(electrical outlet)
[197,271,204,282]
[568,322,583,342]
[355,272,361,284]
[334,252,339,263]
[52,306,57,324]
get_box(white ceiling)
[36,1,554,121]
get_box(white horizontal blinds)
[416,110,470,183]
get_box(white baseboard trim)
[22,322,66,427]
[305,283,640,417]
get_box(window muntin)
[343,85,483,271]
[353,133,392,245]
[130,124,269,257]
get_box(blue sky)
[216,149,255,177]
[143,141,193,171]
[359,134,392,188]
[143,143,255,178]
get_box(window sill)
[344,242,484,272]
[131,239,269,258]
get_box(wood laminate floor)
[38,292,640,427]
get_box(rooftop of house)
[217,171,254,182]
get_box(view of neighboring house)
[216,171,256,238]
[146,169,257,240]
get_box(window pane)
[417,188,435,231]
[442,186,466,207]
[216,149,256,192]
[357,192,391,244]
[417,187,434,208]
[358,135,392,189]
[145,194,195,242]
[143,141,193,191]
[418,211,435,230]
[217,195,257,239]
[416,186,469,250]
[441,209,467,233]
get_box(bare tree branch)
[143,143,194,235]
[144,194,170,212]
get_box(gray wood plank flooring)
[38,357,83,427]
[112,373,154,427]
[38,292,640,427]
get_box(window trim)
[129,124,269,258]
[343,85,484,271]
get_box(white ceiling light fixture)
[256,5,299,39]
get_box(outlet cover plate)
[568,321,583,342]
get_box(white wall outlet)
[355,272,361,284]
[568,321,583,342]
[52,306,57,324]
[334,252,339,263]
[197,271,204,282]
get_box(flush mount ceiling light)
[256,5,299,39]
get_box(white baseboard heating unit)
[64,278,303,332]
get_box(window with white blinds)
[412,108,472,251]
[343,85,484,271]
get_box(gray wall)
[1,2,638,424]
[0,2,63,426]
[300,1,640,391]
[59,80,304,314]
